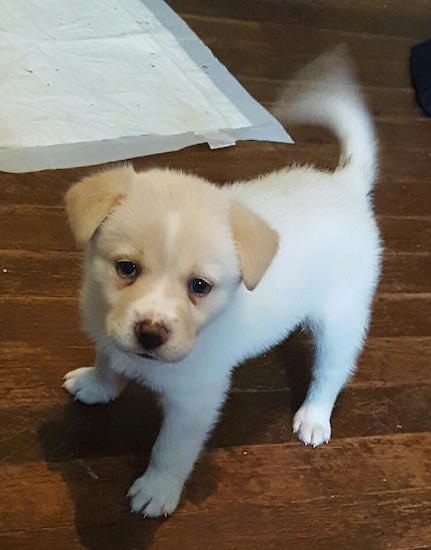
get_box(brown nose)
[135,320,169,351]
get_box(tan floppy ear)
[231,201,279,291]
[65,165,135,247]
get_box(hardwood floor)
[1,1,430,548]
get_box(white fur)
[64,51,381,517]
[164,211,181,263]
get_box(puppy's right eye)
[116,260,139,280]
[188,278,212,296]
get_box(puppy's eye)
[116,260,139,280]
[188,278,212,296]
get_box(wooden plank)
[0,251,80,297]
[216,45,412,90]
[0,246,429,298]
[179,15,421,90]
[0,528,83,550]
[235,335,431,392]
[1,335,431,407]
[169,0,431,41]
[1,435,430,548]
[1,205,430,253]
[0,293,430,356]
[370,294,431,336]
[2,142,431,209]
[373,182,431,217]
[181,15,417,63]
[381,253,431,293]
[0,2,430,548]
[242,78,421,119]
[289,119,431,151]
[1,167,88,207]
[378,217,431,254]
[0,206,73,252]
[0,292,430,346]
[1,489,430,550]
[1,379,430,464]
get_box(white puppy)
[63,50,381,518]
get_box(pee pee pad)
[0,0,291,172]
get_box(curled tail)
[274,47,377,193]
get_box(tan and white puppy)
[63,50,381,518]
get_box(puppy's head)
[66,166,278,363]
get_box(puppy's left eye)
[116,260,139,280]
[188,278,212,296]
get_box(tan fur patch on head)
[231,201,279,290]
[65,165,135,247]
[88,168,242,362]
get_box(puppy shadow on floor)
[37,335,312,548]
[38,384,164,549]
[278,331,313,411]
[223,329,313,443]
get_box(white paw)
[293,403,331,447]
[63,367,117,405]
[128,468,182,518]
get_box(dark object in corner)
[411,39,431,117]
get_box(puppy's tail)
[274,47,377,194]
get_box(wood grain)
[1,207,430,255]
[1,1,431,548]
[1,436,430,549]
[169,0,431,40]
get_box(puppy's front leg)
[63,347,127,404]
[128,379,228,518]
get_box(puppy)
[63,49,381,518]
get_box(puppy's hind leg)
[293,300,370,447]
[63,346,127,405]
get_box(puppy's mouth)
[134,347,190,364]
[136,351,157,361]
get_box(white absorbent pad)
[0,0,292,173]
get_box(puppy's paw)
[128,468,182,518]
[293,403,331,447]
[63,367,118,405]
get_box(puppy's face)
[66,167,278,363]
[92,177,240,362]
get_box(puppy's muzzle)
[135,320,170,351]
